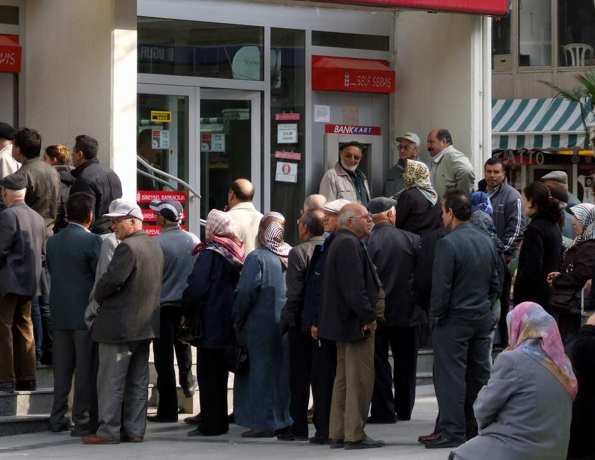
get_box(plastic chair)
[563,43,594,67]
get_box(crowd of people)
[0,121,593,459]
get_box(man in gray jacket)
[83,202,164,445]
[147,198,198,423]
[427,189,501,449]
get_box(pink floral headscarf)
[507,302,578,400]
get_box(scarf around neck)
[393,160,437,206]
[193,209,245,270]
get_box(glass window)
[138,17,264,80]
[312,30,389,51]
[558,0,595,67]
[270,28,305,246]
[0,6,18,25]
[518,0,552,66]
[492,12,513,71]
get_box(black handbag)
[550,288,587,317]
[224,327,249,374]
[177,302,205,345]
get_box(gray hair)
[303,194,327,212]
[338,207,357,225]
[371,207,395,220]
[5,188,26,199]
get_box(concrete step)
[0,389,53,416]
[0,415,50,437]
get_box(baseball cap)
[367,197,397,214]
[322,199,351,214]
[0,173,26,191]
[396,132,420,146]
[541,171,568,185]
[103,201,143,221]
[0,122,16,141]
[149,199,183,222]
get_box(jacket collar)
[371,222,393,231]
[432,145,455,164]
[307,235,326,243]
[230,202,257,211]
[71,158,100,178]
[123,229,147,240]
[486,178,508,198]
[8,200,26,208]
[452,222,472,232]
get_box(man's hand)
[587,312,595,327]
[547,272,561,287]
[363,320,377,331]
[585,279,592,292]
[311,326,318,340]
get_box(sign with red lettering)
[275,151,302,161]
[144,225,188,237]
[292,0,507,16]
[142,208,187,222]
[275,113,301,121]
[312,56,395,94]
[325,124,381,136]
[0,35,22,73]
[136,190,187,203]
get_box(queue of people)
[0,121,592,459]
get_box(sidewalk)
[0,385,449,460]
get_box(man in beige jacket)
[227,179,263,255]
[319,141,370,206]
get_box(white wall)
[393,10,491,183]
[23,0,137,199]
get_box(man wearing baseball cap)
[146,199,199,423]
[0,122,20,179]
[84,201,164,444]
[385,132,421,197]
[541,170,581,208]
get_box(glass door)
[198,89,261,221]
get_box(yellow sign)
[150,111,172,123]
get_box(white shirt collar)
[432,145,454,164]
[69,222,91,233]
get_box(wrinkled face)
[398,139,419,162]
[340,146,363,171]
[427,131,448,158]
[111,217,136,240]
[485,163,506,189]
[347,205,373,238]
[323,210,339,233]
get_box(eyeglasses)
[111,218,127,225]
[349,213,372,221]
[342,153,362,161]
[398,144,416,151]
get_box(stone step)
[0,389,53,416]
[0,415,50,437]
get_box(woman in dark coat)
[392,160,442,237]
[549,203,595,341]
[182,209,244,436]
[233,212,292,438]
[567,313,595,460]
[43,143,74,232]
[513,182,563,310]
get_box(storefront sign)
[275,113,301,121]
[201,133,226,152]
[138,44,175,63]
[143,225,188,237]
[275,151,302,161]
[136,190,188,203]
[293,0,508,16]
[275,162,298,183]
[0,35,22,73]
[325,124,381,135]
[493,150,545,165]
[312,56,395,94]
[150,111,172,123]
[142,208,187,222]
[277,124,298,144]
[152,130,169,149]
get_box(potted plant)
[542,71,595,149]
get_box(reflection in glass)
[518,0,552,66]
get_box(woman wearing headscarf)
[513,182,563,310]
[549,203,595,341]
[392,160,442,237]
[233,212,292,438]
[470,191,493,217]
[182,210,244,436]
[450,302,576,460]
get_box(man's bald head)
[338,203,373,239]
[303,194,327,213]
[229,178,255,208]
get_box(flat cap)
[0,173,26,191]
[367,197,397,214]
[0,122,16,141]
[541,170,568,185]
[396,132,420,145]
[322,199,350,214]
[340,141,364,152]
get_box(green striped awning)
[492,98,593,150]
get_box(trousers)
[197,348,229,435]
[96,340,151,440]
[0,294,35,384]
[311,337,337,439]
[329,332,374,443]
[288,327,313,437]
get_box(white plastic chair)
[563,43,594,67]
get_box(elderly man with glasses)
[384,132,421,197]
[319,141,370,206]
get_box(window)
[518,0,552,66]
[493,13,512,70]
[137,17,264,80]
[312,30,389,51]
[558,0,595,67]
[0,6,18,25]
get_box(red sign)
[312,56,395,94]
[293,0,507,15]
[136,190,187,203]
[275,151,302,161]
[275,113,301,121]
[144,225,188,237]
[142,208,187,222]
[0,35,21,73]
[325,124,381,135]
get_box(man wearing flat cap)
[147,199,199,423]
[0,174,46,393]
[385,132,421,197]
[319,141,370,205]
[542,170,581,208]
[84,201,164,445]
[365,197,424,424]
[0,122,20,179]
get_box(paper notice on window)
[314,105,331,123]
